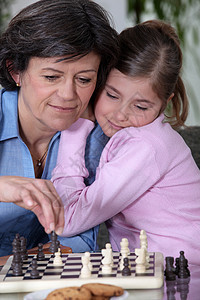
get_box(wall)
[9,0,200,125]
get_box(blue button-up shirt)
[0,89,108,256]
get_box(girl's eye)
[106,91,118,99]
[136,105,148,111]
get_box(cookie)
[82,283,124,297]
[45,286,92,300]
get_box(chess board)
[0,251,164,293]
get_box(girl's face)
[15,52,100,133]
[95,68,164,137]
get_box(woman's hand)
[0,176,64,235]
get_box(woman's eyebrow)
[42,67,97,73]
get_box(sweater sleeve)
[52,125,161,237]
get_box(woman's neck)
[18,112,55,178]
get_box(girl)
[52,20,200,265]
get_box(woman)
[0,0,119,256]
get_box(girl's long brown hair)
[117,20,188,128]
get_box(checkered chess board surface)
[0,252,164,293]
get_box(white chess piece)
[140,230,148,249]
[135,248,146,274]
[53,248,63,266]
[101,245,113,274]
[120,238,130,255]
[139,230,150,268]
[84,252,92,271]
[80,255,91,278]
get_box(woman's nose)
[57,80,76,100]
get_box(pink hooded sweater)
[52,115,200,266]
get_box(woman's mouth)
[48,104,78,112]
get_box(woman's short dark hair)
[0,0,119,97]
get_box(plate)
[24,289,129,300]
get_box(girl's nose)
[114,106,129,122]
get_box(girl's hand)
[0,176,64,235]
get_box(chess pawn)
[37,243,45,261]
[53,249,63,266]
[80,255,91,278]
[84,252,92,271]
[122,257,131,276]
[30,258,40,279]
[120,248,129,271]
[135,248,146,274]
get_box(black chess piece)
[37,243,45,261]
[165,256,176,281]
[12,251,23,276]
[20,236,28,260]
[12,236,22,270]
[122,257,131,276]
[49,231,59,253]
[177,251,190,279]
[12,234,21,254]
[175,257,179,275]
[30,258,41,279]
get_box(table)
[0,254,199,299]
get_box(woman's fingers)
[0,176,64,234]
[29,180,64,234]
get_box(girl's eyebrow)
[106,84,121,95]
[135,99,154,104]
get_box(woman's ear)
[6,60,20,86]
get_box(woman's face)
[95,69,164,137]
[16,52,100,133]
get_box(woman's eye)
[44,75,59,81]
[106,91,118,99]
[77,77,92,84]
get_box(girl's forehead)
[108,69,151,85]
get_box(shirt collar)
[0,89,61,144]
[0,89,19,141]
